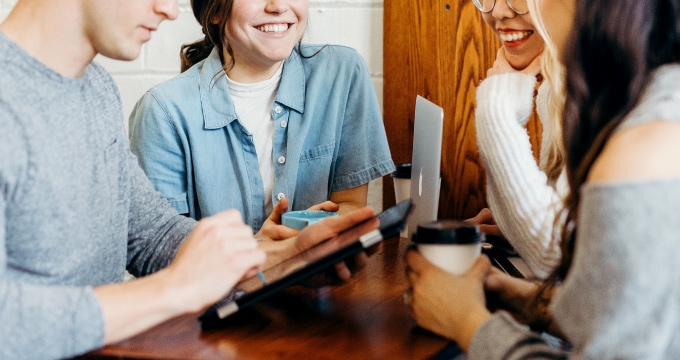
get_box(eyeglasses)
[472,0,529,15]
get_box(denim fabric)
[129,45,394,230]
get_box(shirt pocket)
[296,142,335,207]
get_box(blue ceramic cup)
[281,210,339,230]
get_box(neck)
[0,0,96,78]
[225,48,284,84]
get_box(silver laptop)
[407,96,444,238]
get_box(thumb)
[269,197,289,224]
[466,255,492,280]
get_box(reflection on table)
[80,237,453,360]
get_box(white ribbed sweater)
[475,73,568,279]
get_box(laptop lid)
[407,96,444,238]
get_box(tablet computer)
[199,200,414,327]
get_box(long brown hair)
[538,0,680,291]
[180,0,234,73]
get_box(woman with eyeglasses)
[407,0,680,357]
[467,0,568,279]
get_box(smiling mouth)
[256,24,290,34]
[499,30,533,42]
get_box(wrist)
[454,307,491,352]
[152,268,199,315]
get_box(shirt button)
[277,156,286,164]
[277,193,285,200]
[274,106,282,114]
[280,120,287,128]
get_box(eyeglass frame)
[472,0,529,15]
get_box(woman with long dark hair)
[406,0,680,357]
[128,0,394,239]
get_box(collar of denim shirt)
[198,47,306,130]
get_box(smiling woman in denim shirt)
[129,0,394,238]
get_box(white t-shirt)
[227,65,283,215]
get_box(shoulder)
[297,44,367,72]
[148,69,201,101]
[588,121,680,183]
[589,66,680,183]
[134,69,202,120]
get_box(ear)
[210,15,221,25]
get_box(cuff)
[476,73,537,127]
[467,312,543,359]
[331,159,395,191]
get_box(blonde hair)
[528,0,566,184]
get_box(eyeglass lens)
[472,0,529,14]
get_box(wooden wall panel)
[383,0,542,220]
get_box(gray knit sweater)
[0,31,196,359]
[469,65,680,359]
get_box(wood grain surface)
[383,0,542,220]
[79,238,451,360]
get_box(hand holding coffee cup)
[411,220,484,274]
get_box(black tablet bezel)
[199,200,413,327]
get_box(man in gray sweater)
[0,1,376,358]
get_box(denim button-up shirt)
[129,45,394,230]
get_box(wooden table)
[80,237,454,359]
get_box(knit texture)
[0,31,195,359]
[469,65,680,359]
[475,73,567,278]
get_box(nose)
[491,0,516,19]
[155,0,179,21]
[265,0,288,14]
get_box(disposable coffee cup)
[391,163,412,238]
[411,220,484,275]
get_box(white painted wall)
[0,0,386,211]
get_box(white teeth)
[499,30,532,42]
[257,24,289,34]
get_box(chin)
[98,42,143,62]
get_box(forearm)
[94,269,188,344]
[476,74,563,277]
[330,184,369,215]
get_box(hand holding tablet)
[199,200,413,326]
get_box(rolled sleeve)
[129,91,190,215]
[331,52,395,191]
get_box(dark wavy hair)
[542,0,680,289]
[180,0,325,74]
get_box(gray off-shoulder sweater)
[469,64,680,359]
[0,31,196,359]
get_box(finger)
[350,251,369,271]
[269,198,289,224]
[405,249,431,275]
[309,207,375,238]
[334,262,351,281]
[484,267,510,290]
[223,235,259,252]
[264,224,300,240]
[479,224,504,237]
[466,208,493,224]
[227,249,267,275]
[466,255,492,280]
[198,209,244,229]
[308,201,340,212]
